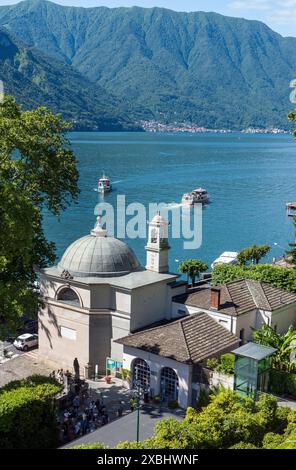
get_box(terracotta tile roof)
[115,313,239,364]
[173,279,296,316]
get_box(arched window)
[132,358,150,389]
[160,367,179,402]
[56,287,80,306]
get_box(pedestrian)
[117,401,123,417]
[102,412,109,425]
[73,395,80,410]
[75,420,81,437]
[63,409,71,422]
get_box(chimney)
[210,287,221,310]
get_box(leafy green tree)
[286,216,296,267]
[212,263,296,293]
[288,109,296,138]
[0,375,62,449]
[179,259,208,285]
[0,96,79,337]
[142,391,279,449]
[71,443,107,449]
[238,244,270,265]
[252,324,296,372]
[116,441,145,449]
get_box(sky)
[0,0,295,37]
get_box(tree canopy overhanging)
[0,96,79,338]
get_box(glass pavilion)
[232,342,277,400]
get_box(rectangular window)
[60,326,76,340]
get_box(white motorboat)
[211,251,239,269]
[98,174,112,193]
[182,187,209,205]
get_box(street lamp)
[133,379,149,443]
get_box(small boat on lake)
[98,174,112,193]
[182,187,209,205]
[211,251,239,269]
[286,202,296,217]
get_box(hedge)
[269,369,296,398]
[0,375,62,449]
[212,264,296,293]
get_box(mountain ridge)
[0,26,138,131]
[0,0,295,130]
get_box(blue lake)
[43,132,296,271]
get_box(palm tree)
[238,244,270,265]
[179,259,208,286]
[252,324,296,372]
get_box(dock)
[286,202,296,217]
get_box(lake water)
[43,132,296,271]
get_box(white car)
[13,333,38,351]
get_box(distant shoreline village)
[140,120,290,135]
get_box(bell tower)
[145,212,170,273]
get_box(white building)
[172,279,296,343]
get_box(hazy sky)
[0,0,295,37]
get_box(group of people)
[50,369,125,444]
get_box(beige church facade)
[38,212,296,408]
[38,214,185,376]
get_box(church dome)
[58,217,140,278]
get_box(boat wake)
[163,202,185,209]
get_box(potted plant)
[121,368,132,389]
[104,375,112,384]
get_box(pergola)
[232,342,277,400]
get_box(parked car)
[13,333,38,351]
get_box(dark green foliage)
[230,442,257,449]
[71,443,107,449]
[148,391,278,449]
[212,264,296,293]
[0,96,79,336]
[179,259,208,285]
[252,324,296,372]
[0,375,62,449]
[196,388,210,410]
[116,441,145,449]
[286,216,296,266]
[0,1,295,129]
[269,369,296,397]
[0,28,137,131]
[207,353,235,375]
[168,400,179,409]
[262,410,296,449]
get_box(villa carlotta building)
[39,214,296,408]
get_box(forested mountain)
[0,0,295,129]
[0,27,137,130]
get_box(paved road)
[276,395,296,410]
[0,340,24,364]
[0,349,51,387]
[63,406,185,449]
